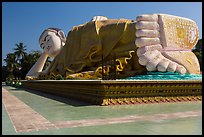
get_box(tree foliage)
[192,39,202,71]
[13,42,27,61]
[2,43,44,81]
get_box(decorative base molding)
[21,80,202,105]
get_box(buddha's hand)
[25,72,40,80]
[91,16,108,21]
[25,76,35,80]
[134,14,197,74]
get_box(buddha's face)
[39,30,62,58]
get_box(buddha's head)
[39,28,66,58]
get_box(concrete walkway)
[2,84,202,135]
[2,87,57,132]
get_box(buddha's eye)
[40,43,45,49]
[45,36,51,42]
[43,35,50,42]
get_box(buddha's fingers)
[25,76,33,80]
[25,75,38,80]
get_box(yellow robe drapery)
[43,19,146,79]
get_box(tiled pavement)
[2,87,57,132]
[2,84,202,135]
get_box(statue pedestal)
[21,79,202,106]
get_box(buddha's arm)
[26,52,49,79]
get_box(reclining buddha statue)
[26,13,200,80]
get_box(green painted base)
[21,79,202,106]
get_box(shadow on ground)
[7,86,94,107]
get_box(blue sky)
[2,2,202,66]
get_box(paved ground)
[2,83,202,135]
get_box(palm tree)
[3,53,18,78]
[13,42,27,78]
[29,50,42,62]
[13,42,27,62]
[2,65,9,81]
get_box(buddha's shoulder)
[70,18,134,31]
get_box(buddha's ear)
[57,30,66,43]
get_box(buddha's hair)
[38,27,66,44]
[47,27,61,32]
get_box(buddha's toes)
[135,13,200,74]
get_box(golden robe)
[43,19,146,79]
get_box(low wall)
[21,80,202,105]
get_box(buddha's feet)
[135,13,200,74]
